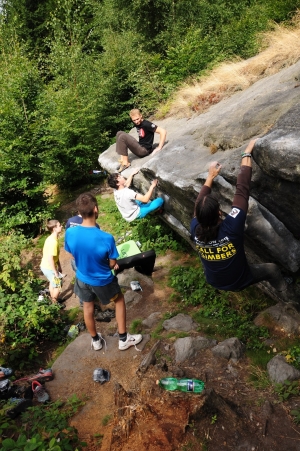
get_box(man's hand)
[113,262,119,271]
[151,148,160,156]
[151,179,158,188]
[124,168,140,187]
[245,138,258,154]
[204,161,222,188]
[208,161,222,179]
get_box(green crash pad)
[116,240,141,259]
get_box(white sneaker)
[91,333,103,351]
[119,333,142,351]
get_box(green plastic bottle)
[157,377,178,391]
[157,377,205,393]
[177,378,205,393]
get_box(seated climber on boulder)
[116,109,167,172]
[108,169,164,222]
[190,139,295,302]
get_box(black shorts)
[74,276,121,304]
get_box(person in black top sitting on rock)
[116,109,167,172]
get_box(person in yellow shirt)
[40,220,63,305]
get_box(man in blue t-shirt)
[66,213,100,306]
[116,109,167,172]
[65,192,142,351]
[191,139,295,302]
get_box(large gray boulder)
[99,60,300,281]
[267,355,300,384]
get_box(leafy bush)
[274,380,300,402]
[0,395,86,450]
[0,232,65,365]
[129,217,187,254]
[0,291,65,365]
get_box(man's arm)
[193,161,222,216]
[109,258,118,270]
[232,139,257,213]
[47,255,59,277]
[152,126,167,155]
[124,168,139,188]
[135,179,158,203]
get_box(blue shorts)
[40,267,62,288]
[74,276,121,304]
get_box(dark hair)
[195,194,220,243]
[107,173,119,190]
[76,193,98,219]
[46,219,59,232]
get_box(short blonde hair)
[129,108,142,118]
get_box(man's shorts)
[40,267,62,289]
[74,276,121,304]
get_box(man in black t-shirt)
[190,139,298,305]
[116,109,167,172]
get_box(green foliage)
[129,319,143,334]
[0,0,300,232]
[246,348,272,369]
[274,380,300,402]
[284,345,300,369]
[101,414,112,426]
[0,232,66,365]
[248,365,271,390]
[290,408,300,424]
[169,265,270,349]
[0,233,35,293]
[0,25,50,234]
[210,414,217,425]
[0,395,86,450]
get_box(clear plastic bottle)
[157,377,205,393]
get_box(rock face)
[99,60,300,278]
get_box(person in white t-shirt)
[107,169,164,222]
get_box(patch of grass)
[66,307,83,323]
[151,322,164,340]
[150,311,182,339]
[129,319,143,334]
[102,414,112,426]
[290,408,300,424]
[163,16,300,118]
[93,433,104,446]
[169,265,272,350]
[36,233,48,249]
[246,348,273,369]
[248,365,271,391]
[47,341,70,367]
[165,331,189,339]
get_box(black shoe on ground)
[6,398,32,419]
